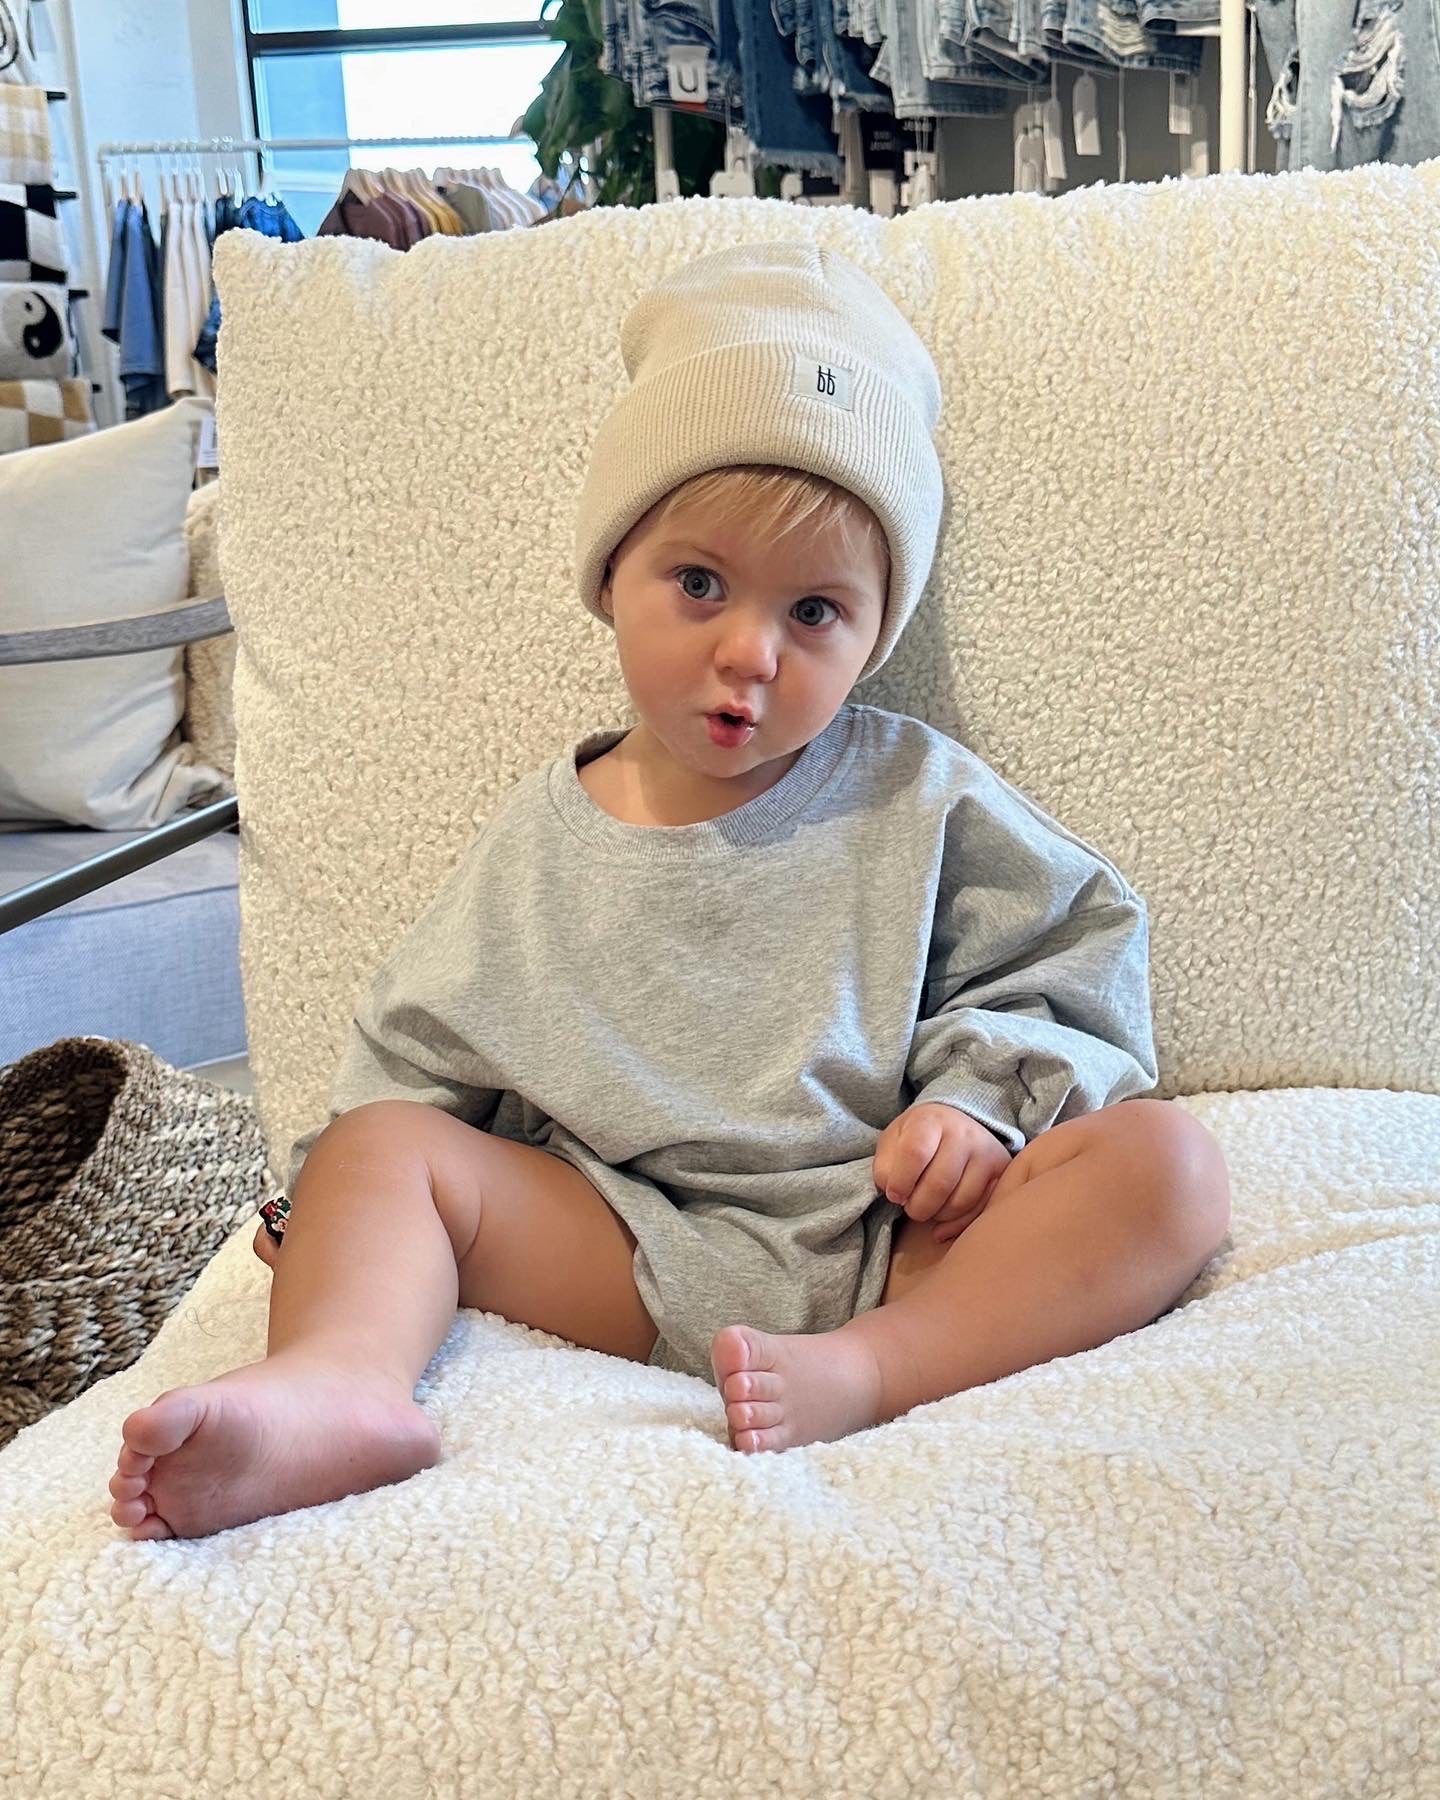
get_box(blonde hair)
[637,465,888,571]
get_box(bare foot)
[107,1353,441,1540]
[710,1323,887,1453]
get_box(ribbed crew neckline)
[548,704,860,863]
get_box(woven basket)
[0,1037,275,1450]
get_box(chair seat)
[0,826,244,1071]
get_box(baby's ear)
[599,565,614,618]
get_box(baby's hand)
[873,1102,1013,1245]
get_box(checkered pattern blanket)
[0,83,50,188]
[0,182,65,283]
[0,375,92,452]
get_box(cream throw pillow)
[0,396,230,826]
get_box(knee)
[321,1098,434,1140]
[304,1099,441,1170]
[1119,1098,1232,1256]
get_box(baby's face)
[599,489,887,788]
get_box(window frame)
[242,13,554,151]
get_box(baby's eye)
[678,567,721,602]
[794,596,839,628]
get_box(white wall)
[45,0,253,425]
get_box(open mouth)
[706,711,756,746]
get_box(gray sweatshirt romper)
[284,703,1159,1382]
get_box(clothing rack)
[650,0,1252,195]
[96,134,529,159]
[95,133,541,203]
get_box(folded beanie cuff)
[574,339,944,682]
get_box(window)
[244,2,561,237]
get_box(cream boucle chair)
[1,168,1437,1798]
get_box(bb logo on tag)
[792,356,854,409]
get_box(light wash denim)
[872,0,1019,111]
[1253,0,1440,169]
[929,0,1059,81]
[606,0,1219,141]
[601,0,741,116]
[1036,0,1207,68]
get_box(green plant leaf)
[517,0,724,206]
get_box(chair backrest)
[212,170,1440,1175]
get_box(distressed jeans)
[1253,0,1440,169]
[933,0,1206,84]
[602,0,742,115]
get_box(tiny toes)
[126,1515,174,1542]
[111,1496,149,1528]
[109,1471,148,1501]
[728,1400,782,1435]
[723,1370,780,1405]
[122,1391,204,1461]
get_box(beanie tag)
[791,356,854,410]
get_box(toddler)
[107,242,1197,1543]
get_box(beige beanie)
[574,242,944,683]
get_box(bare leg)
[109,1098,656,1540]
[711,1099,1231,1453]
[107,1103,463,1540]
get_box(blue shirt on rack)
[100,199,165,419]
[195,194,305,374]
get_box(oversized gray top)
[285,703,1158,1382]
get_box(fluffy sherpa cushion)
[180,479,235,782]
[1,1087,1436,1794]
[209,167,1439,1181]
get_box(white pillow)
[0,396,230,827]
[211,167,1440,1168]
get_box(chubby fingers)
[930,1163,1006,1243]
[874,1111,970,1223]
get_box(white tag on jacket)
[1169,71,1195,135]
[1073,73,1101,154]
[1185,103,1210,176]
[1042,95,1067,180]
[667,46,708,104]
[1014,126,1046,192]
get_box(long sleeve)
[904,776,1159,1157]
[283,832,510,1192]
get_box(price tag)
[667,45,708,105]
[1041,95,1067,181]
[1073,73,1101,155]
[1169,71,1195,135]
[196,411,219,471]
[1014,126,1046,192]
[1185,102,1210,176]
